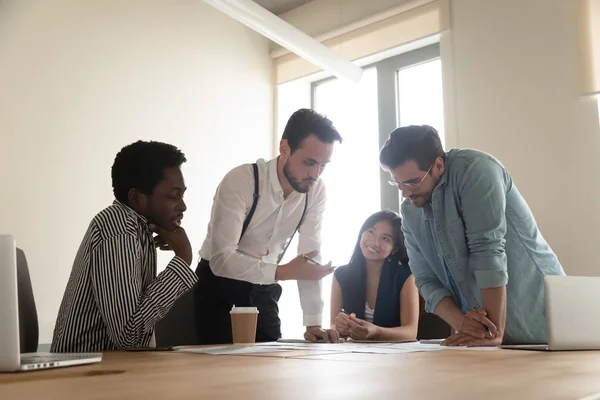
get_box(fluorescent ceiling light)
[202,0,363,83]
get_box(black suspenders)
[239,163,308,264]
[239,163,260,240]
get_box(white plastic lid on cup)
[230,306,259,314]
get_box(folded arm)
[90,234,197,349]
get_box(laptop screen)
[0,235,21,370]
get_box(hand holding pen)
[472,307,495,338]
[302,253,335,271]
[334,310,351,337]
[275,250,335,281]
[457,307,498,339]
[442,307,500,347]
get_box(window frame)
[311,43,441,213]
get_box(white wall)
[0,1,273,343]
[449,0,600,276]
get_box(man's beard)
[409,193,430,208]
[283,161,314,193]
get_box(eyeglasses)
[388,164,433,189]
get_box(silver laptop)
[0,234,102,372]
[502,275,600,351]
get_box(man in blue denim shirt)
[380,126,565,345]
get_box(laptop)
[501,275,600,351]
[0,234,102,372]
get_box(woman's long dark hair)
[348,210,409,267]
[339,211,409,318]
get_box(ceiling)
[252,0,314,15]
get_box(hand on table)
[347,315,379,341]
[456,308,499,339]
[304,326,340,343]
[442,332,503,347]
[443,308,501,347]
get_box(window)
[397,59,445,143]
[313,67,380,330]
[276,44,444,339]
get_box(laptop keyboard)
[21,353,100,365]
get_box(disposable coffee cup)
[230,306,259,345]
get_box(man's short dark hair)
[379,125,445,171]
[282,108,342,153]
[111,140,187,203]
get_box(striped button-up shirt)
[51,201,197,352]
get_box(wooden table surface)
[2,347,600,399]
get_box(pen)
[473,306,492,336]
[302,255,336,272]
[341,308,355,318]
[302,254,320,264]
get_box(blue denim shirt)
[401,149,565,344]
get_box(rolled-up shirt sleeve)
[458,157,509,289]
[296,183,326,327]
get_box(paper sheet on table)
[257,342,366,351]
[256,342,410,354]
[256,342,429,354]
[178,342,500,356]
[178,345,292,355]
[445,346,499,351]
[257,341,499,353]
[368,342,499,351]
[274,339,404,345]
[381,343,499,352]
[348,339,416,344]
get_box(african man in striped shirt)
[51,141,197,352]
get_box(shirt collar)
[268,157,284,197]
[437,150,454,187]
[267,156,304,200]
[113,200,149,227]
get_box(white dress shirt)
[199,157,326,326]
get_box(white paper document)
[258,341,499,353]
[178,342,500,356]
[370,342,499,352]
[178,345,291,355]
[257,341,434,354]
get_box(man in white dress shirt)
[194,109,342,344]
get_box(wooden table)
[2,347,600,399]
